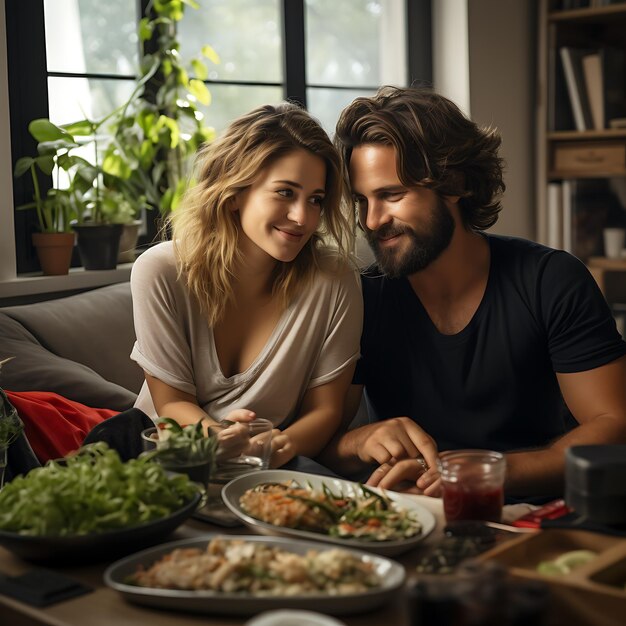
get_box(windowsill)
[0,264,133,300]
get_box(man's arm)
[505,355,626,496]
[318,384,439,476]
[370,358,626,497]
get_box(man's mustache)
[366,223,413,244]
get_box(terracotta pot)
[72,223,123,270]
[32,232,75,276]
[117,220,142,263]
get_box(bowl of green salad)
[0,442,201,563]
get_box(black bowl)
[0,492,201,564]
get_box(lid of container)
[565,445,626,495]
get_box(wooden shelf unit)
[537,1,626,306]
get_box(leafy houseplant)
[13,0,218,275]
[14,116,136,271]
[15,0,218,273]
[102,0,218,222]
[13,120,83,275]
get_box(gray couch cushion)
[0,283,141,411]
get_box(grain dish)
[239,480,421,541]
[104,535,405,616]
[221,470,436,557]
[130,537,381,596]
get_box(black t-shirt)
[355,235,626,453]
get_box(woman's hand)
[213,409,256,460]
[268,428,294,468]
[366,458,442,497]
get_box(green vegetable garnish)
[150,417,218,469]
[0,442,198,536]
[0,390,25,490]
[0,389,24,448]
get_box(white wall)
[433,0,536,240]
[468,0,536,239]
[432,0,471,116]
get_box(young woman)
[129,102,362,468]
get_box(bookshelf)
[537,0,626,307]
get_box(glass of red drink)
[438,450,506,523]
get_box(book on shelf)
[562,180,573,254]
[549,26,575,131]
[582,52,604,130]
[582,47,626,130]
[547,182,563,250]
[559,47,594,131]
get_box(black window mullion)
[7,0,50,273]
[281,0,306,107]
[407,0,433,86]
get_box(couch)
[0,283,142,411]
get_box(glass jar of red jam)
[438,450,506,523]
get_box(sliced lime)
[553,549,597,573]
[537,560,568,576]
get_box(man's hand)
[366,458,442,497]
[353,417,439,471]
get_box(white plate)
[103,534,405,616]
[221,469,436,556]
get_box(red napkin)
[5,390,117,463]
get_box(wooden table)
[0,496,450,626]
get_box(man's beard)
[366,198,455,278]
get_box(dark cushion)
[0,283,140,411]
[0,318,136,411]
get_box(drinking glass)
[140,426,160,452]
[199,418,273,525]
[140,425,215,506]
[438,450,506,524]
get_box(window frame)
[5,0,431,276]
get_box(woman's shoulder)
[315,247,358,275]
[131,241,177,282]
[311,248,361,296]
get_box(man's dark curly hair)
[334,86,505,231]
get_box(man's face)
[349,144,456,278]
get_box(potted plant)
[15,0,218,271]
[62,115,128,271]
[102,0,218,226]
[14,116,132,271]
[13,120,80,275]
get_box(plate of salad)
[222,470,436,556]
[0,443,201,563]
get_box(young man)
[322,86,626,500]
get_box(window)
[5,0,431,277]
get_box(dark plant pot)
[118,220,142,263]
[32,232,75,276]
[73,223,123,270]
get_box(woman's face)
[235,149,326,265]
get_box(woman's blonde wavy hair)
[169,102,355,326]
